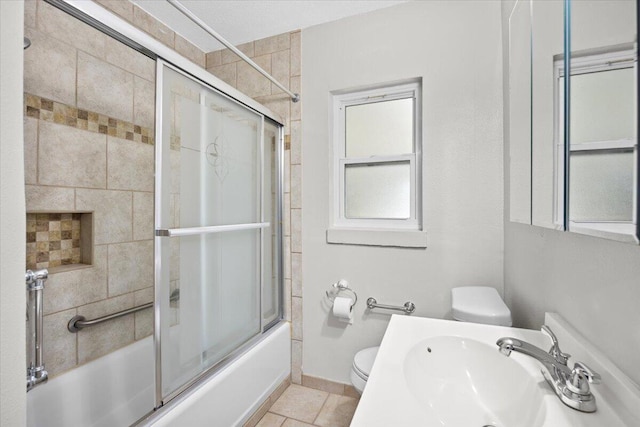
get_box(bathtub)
[27,322,291,427]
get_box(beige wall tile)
[291,253,302,297]
[77,293,135,364]
[291,209,301,253]
[134,287,154,340]
[291,339,302,384]
[270,384,325,423]
[105,36,156,83]
[37,1,107,57]
[78,52,134,123]
[221,42,254,64]
[237,54,272,98]
[24,117,38,185]
[76,189,132,244]
[209,63,237,88]
[26,185,75,212]
[175,34,205,68]
[291,164,301,209]
[255,34,291,57]
[133,192,154,241]
[292,297,302,340]
[38,121,107,188]
[133,76,155,129]
[44,245,108,315]
[133,6,175,48]
[271,50,290,96]
[94,0,134,22]
[283,193,291,237]
[255,96,289,129]
[301,375,346,395]
[284,279,291,322]
[43,308,78,376]
[290,32,301,77]
[24,0,37,29]
[283,236,291,280]
[283,150,291,193]
[314,394,358,427]
[206,50,221,69]
[290,121,301,165]
[343,385,361,399]
[107,136,154,192]
[108,240,154,296]
[290,77,301,121]
[24,28,76,106]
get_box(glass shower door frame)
[153,59,283,408]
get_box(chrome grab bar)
[366,297,416,314]
[26,269,49,391]
[68,289,180,332]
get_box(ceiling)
[133,0,408,52]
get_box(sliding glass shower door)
[154,61,282,404]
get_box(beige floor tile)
[281,419,315,427]
[269,385,328,424]
[255,412,286,427]
[314,394,359,427]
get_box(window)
[554,49,637,238]
[328,80,426,247]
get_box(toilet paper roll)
[333,296,354,324]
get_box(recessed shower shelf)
[26,211,94,273]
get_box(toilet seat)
[351,346,379,388]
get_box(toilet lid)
[451,286,512,326]
[353,346,379,379]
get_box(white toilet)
[350,286,512,394]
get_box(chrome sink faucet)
[497,325,601,413]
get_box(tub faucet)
[496,325,601,413]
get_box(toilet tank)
[451,286,512,326]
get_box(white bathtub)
[27,323,291,427]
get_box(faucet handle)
[541,325,571,365]
[566,361,601,395]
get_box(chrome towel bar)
[366,297,415,314]
[26,269,49,391]
[68,289,180,332]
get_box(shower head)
[24,37,31,50]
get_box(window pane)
[345,98,414,157]
[345,162,411,219]
[571,67,635,144]
[569,150,634,222]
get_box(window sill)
[326,228,427,248]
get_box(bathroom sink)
[403,336,544,426]
[350,315,640,427]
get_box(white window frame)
[553,49,638,233]
[328,80,427,247]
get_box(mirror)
[566,0,638,242]
[508,0,639,243]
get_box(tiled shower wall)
[23,0,164,377]
[205,33,303,384]
[24,0,302,383]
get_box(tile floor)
[255,384,359,427]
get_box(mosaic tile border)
[24,93,155,145]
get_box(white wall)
[0,1,27,425]
[301,0,504,383]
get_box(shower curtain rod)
[166,0,300,103]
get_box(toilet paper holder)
[326,279,358,309]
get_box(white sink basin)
[403,336,545,426]
[350,314,640,427]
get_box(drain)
[482,424,496,427]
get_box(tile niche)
[26,212,93,272]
